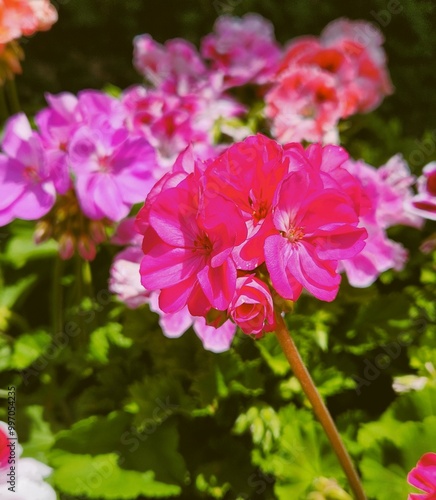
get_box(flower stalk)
[274,312,367,500]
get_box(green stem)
[0,84,9,123]
[52,257,64,336]
[5,77,20,114]
[274,312,367,500]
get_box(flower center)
[23,166,40,183]
[248,191,269,223]
[283,225,305,244]
[98,155,112,172]
[193,232,213,255]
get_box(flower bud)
[228,275,275,337]
[58,232,75,260]
[34,220,52,244]
[77,235,96,261]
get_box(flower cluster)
[265,18,393,143]
[135,134,369,339]
[0,422,56,500]
[0,91,157,259]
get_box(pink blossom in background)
[228,275,275,337]
[339,155,421,287]
[133,35,207,90]
[408,162,436,221]
[121,83,245,170]
[149,294,237,352]
[109,246,150,309]
[69,121,156,221]
[0,113,56,226]
[408,452,436,500]
[0,0,57,44]
[201,13,281,88]
[265,66,341,144]
[268,18,392,142]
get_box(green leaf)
[50,452,181,498]
[1,226,57,268]
[0,275,37,308]
[21,406,55,463]
[10,330,51,370]
[88,323,133,364]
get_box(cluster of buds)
[34,189,109,260]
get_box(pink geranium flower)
[265,168,366,301]
[133,35,207,90]
[0,0,57,44]
[0,113,56,226]
[340,156,422,287]
[137,172,247,316]
[265,65,341,144]
[408,452,436,500]
[69,122,156,221]
[204,134,288,269]
[228,275,275,337]
[201,13,281,88]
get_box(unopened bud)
[89,220,107,245]
[58,233,75,260]
[34,220,52,244]
[77,235,96,261]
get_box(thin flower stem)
[274,312,367,500]
[52,257,64,336]
[5,77,20,114]
[0,84,9,123]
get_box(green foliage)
[1,1,435,499]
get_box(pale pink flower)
[133,34,207,90]
[0,113,56,226]
[149,293,236,352]
[228,275,275,337]
[339,156,420,287]
[109,246,150,309]
[408,452,436,500]
[0,0,57,44]
[201,13,281,88]
[265,66,341,144]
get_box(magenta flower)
[228,275,275,337]
[265,168,366,302]
[201,13,281,88]
[408,452,436,500]
[138,173,247,315]
[0,113,56,226]
[204,134,288,269]
[69,123,156,221]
